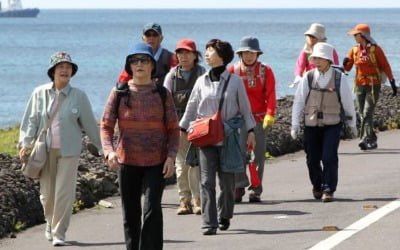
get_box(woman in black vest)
[164,38,205,216]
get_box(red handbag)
[187,74,231,147]
[187,111,223,147]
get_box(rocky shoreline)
[0,87,399,239]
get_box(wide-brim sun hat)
[304,23,327,41]
[309,42,334,62]
[235,36,263,55]
[47,52,78,79]
[347,23,377,44]
[176,38,197,52]
[125,42,156,76]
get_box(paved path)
[1,130,399,250]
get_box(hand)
[262,115,275,129]
[350,126,358,138]
[289,75,302,88]
[247,131,256,150]
[390,79,397,96]
[106,152,121,171]
[342,57,350,67]
[19,147,30,164]
[290,126,300,140]
[163,157,175,178]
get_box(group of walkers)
[17,21,397,249]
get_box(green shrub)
[0,126,19,156]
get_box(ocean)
[1,8,400,128]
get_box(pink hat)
[176,38,196,52]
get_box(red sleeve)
[264,66,276,117]
[118,69,132,82]
[333,48,340,65]
[227,65,235,74]
[170,54,177,69]
[376,46,394,80]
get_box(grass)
[0,126,19,156]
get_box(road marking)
[309,198,400,250]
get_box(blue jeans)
[303,123,342,193]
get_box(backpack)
[352,45,387,83]
[233,62,266,90]
[114,81,167,122]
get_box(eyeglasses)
[129,56,152,65]
[144,32,159,37]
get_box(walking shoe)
[45,223,52,241]
[312,188,323,200]
[358,139,367,150]
[218,218,230,231]
[234,188,245,203]
[202,228,217,235]
[176,199,192,215]
[52,238,70,246]
[322,192,334,202]
[365,141,378,150]
[249,192,261,203]
[192,198,201,215]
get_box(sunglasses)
[144,32,160,37]
[129,56,152,65]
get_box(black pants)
[303,123,342,193]
[119,164,165,250]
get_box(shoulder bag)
[187,74,230,147]
[21,95,64,179]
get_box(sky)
[17,0,400,9]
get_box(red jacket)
[228,62,276,122]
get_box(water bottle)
[247,146,261,188]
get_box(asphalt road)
[1,130,399,250]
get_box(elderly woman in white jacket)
[291,42,356,202]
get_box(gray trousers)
[355,84,381,142]
[198,146,235,229]
[235,121,266,194]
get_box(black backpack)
[114,81,167,122]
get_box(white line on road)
[309,198,400,250]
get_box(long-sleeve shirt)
[228,61,276,122]
[19,83,102,157]
[294,49,340,77]
[292,67,356,128]
[343,44,393,85]
[179,70,256,132]
[101,83,179,167]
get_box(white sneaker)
[45,223,52,241]
[52,238,70,246]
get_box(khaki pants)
[355,84,381,142]
[39,149,79,240]
[176,135,200,201]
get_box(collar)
[153,46,163,61]
[46,82,71,97]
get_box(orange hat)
[347,23,376,44]
[347,23,370,35]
